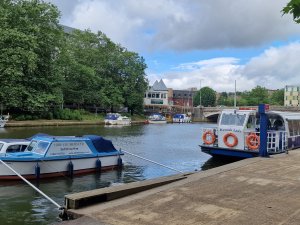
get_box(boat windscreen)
[0,143,3,152]
[220,113,246,126]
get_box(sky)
[47,0,300,92]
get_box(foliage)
[282,0,300,23]
[270,89,284,105]
[0,0,148,118]
[193,86,216,107]
[244,86,269,105]
[0,0,64,112]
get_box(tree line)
[193,86,284,107]
[0,0,148,118]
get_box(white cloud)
[48,0,300,52]
[159,42,300,92]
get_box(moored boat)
[172,114,191,123]
[0,135,123,180]
[147,113,167,124]
[0,114,9,128]
[104,113,131,125]
[200,107,299,158]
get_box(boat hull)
[0,155,121,180]
[148,120,167,124]
[200,145,259,159]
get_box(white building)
[144,79,168,106]
[285,85,300,106]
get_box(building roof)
[150,79,168,91]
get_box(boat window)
[220,113,246,126]
[6,145,22,153]
[288,120,300,136]
[27,141,38,151]
[246,115,256,129]
[0,144,3,152]
[33,141,50,155]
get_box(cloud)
[157,42,300,92]
[48,0,300,52]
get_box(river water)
[0,123,236,225]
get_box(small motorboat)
[0,135,123,180]
[104,113,131,125]
[0,114,9,128]
[147,113,167,124]
[172,114,191,123]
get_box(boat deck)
[62,149,300,225]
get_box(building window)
[152,93,155,98]
[156,93,160,98]
[173,94,176,97]
[148,93,151,98]
[178,94,181,97]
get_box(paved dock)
[60,150,300,225]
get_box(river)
[0,123,236,225]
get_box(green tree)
[246,86,269,105]
[193,86,216,107]
[0,0,64,112]
[282,0,300,23]
[270,89,284,105]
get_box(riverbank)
[5,120,146,127]
[59,149,300,225]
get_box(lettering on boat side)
[47,142,92,156]
[220,128,242,133]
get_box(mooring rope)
[0,159,63,210]
[121,149,184,174]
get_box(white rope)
[0,159,63,209]
[121,149,184,174]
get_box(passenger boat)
[104,113,131,125]
[200,108,300,158]
[147,113,167,124]
[172,114,191,123]
[0,135,123,180]
[0,114,9,128]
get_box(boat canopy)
[105,113,120,120]
[83,135,117,153]
[173,114,184,119]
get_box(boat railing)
[243,131,288,153]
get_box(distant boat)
[104,113,131,125]
[172,114,191,123]
[0,114,9,128]
[147,113,167,124]
[0,135,123,180]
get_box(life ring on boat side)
[246,133,260,150]
[202,130,216,145]
[223,132,238,147]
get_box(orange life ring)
[246,133,260,150]
[223,132,238,147]
[202,130,216,145]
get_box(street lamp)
[200,79,202,107]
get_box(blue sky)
[48,0,300,92]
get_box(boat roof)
[0,139,29,143]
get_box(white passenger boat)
[104,113,131,125]
[0,114,9,128]
[200,108,300,158]
[0,135,123,180]
[172,114,191,123]
[147,113,167,124]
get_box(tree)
[0,0,64,112]
[282,0,300,23]
[193,86,216,107]
[270,89,284,105]
[246,86,269,105]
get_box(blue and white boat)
[172,114,191,123]
[200,108,300,158]
[0,135,123,180]
[104,113,131,125]
[147,113,167,124]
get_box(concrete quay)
[60,150,300,225]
